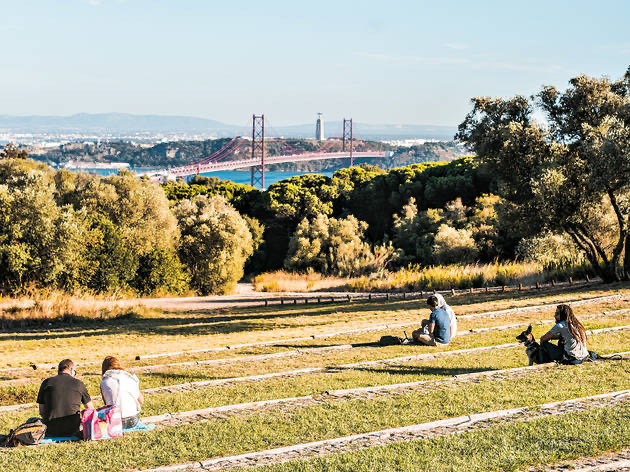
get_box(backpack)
[378,331,412,346]
[2,418,47,447]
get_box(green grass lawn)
[239,403,630,472]
[1,318,628,408]
[1,283,629,472]
[0,360,628,472]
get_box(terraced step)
[1,293,627,372]
[137,390,630,472]
[2,326,627,414]
[140,354,630,427]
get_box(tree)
[0,171,91,292]
[72,170,179,257]
[284,214,396,276]
[174,195,253,295]
[457,67,630,281]
[0,143,28,160]
[133,248,190,296]
[432,224,478,265]
[392,198,442,266]
[267,174,339,222]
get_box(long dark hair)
[556,304,587,345]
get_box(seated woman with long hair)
[100,356,144,429]
[539,304,589,364]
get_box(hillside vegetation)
[27,138,464,170]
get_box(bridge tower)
[342,118,353,167]
[250,114,265,189]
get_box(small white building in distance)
[316,113,324,141]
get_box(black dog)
[516,325,541,366]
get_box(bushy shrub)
[516,232,585,268]
[174,195,253,295]
[85,215,138,292]
[284,214,395,276]
[432,224,478,265]
[133,248,190,296]
[73,170,179,257]
[0,171,91,293]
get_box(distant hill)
[274,122,457,141]
[28,137,466,170]
[0,113,457,140]
[0,113,240,136]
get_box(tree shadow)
[346,364,496,377]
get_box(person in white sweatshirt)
[100,356,144,429]
[433,293,458,339]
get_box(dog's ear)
[525,325,532,334]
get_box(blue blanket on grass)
[39,421,155,443]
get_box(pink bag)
[81,405,123,440]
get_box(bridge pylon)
[342,118,353,167]
[250,114,265,189]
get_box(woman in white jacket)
[433,293,458,338]
[100,356,144,429]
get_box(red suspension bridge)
[157,115,390,188]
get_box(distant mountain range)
[0,113,457,141]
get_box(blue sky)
[1,0,628,126]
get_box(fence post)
[451,288,455,296]
[519,283,523,291]
[264,300,268,307]
[551,280,556,287]
[280,298,284,305]
[368,293,372,301]
[536,282,541,289]
[403,292,406,300]
[469,287,474,294]
[386,293,390,301]
[485,287,489,293]
[304,298,308,304]
[569,277,573,285]
[502,285,506,292]
[585,274,590,282]
[317,297,321,304]
[347,295,351,302]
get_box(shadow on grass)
[348,364,496,377]
[3,281,627,340]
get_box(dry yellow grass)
[0,290,142,327]
[253,271,354,292]
[254,262,548,293]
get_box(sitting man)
[37,359,94,437]
[412,295,451,346]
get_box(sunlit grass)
[0,361,628,472]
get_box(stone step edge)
[136,350,630,424]
[131,293,630,360]
[1,325,628,414]
[562,459,630,472]
[119,309,630,373]
[4,293,628,372]
[135,389,630,472]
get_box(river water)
[88,168,335,187]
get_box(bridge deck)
[168,151,388,177]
